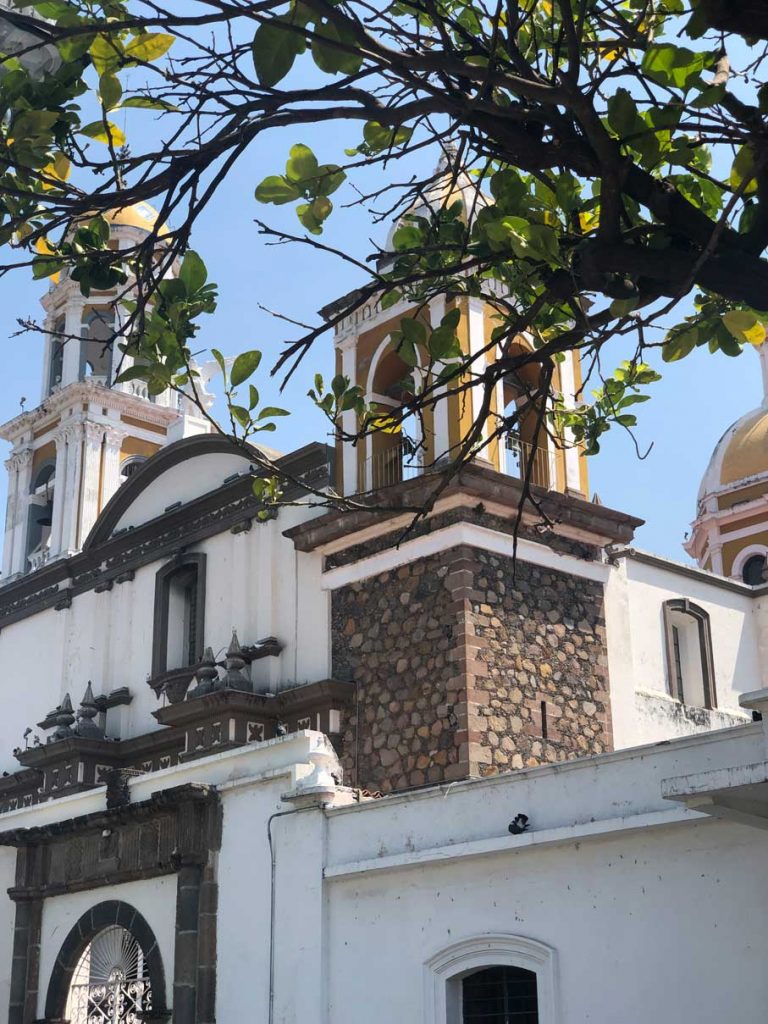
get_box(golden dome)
[719,407,768,486]
[104,201,168,234]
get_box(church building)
[0,196,766,1024]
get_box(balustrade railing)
[358,439,423,492]
[503,433,551,489]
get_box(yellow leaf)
[40,152,71,189]
[34,237,60,282]
[125,32,175,63]
[579,209,599,232]
[372,414,401,435]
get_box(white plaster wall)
[323,822,767,1024]
[606,556,758,749]
[114,452,251,531]
[0,505,329,768]
[36,875,176,1020]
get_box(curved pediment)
[84,434,268,550]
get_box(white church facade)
[0,202,766,1023]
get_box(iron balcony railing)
[358,438,423,492]
[503,432,551,489]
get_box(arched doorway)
[500,343,551,489]
[363,342,423,491]
[45,901,167,1024]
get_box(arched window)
[663,599,717,709]
[45,901,167,1024]
[742,554,767,585]
[152,553,207,677]
[424,935,557,1024]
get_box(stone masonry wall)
[468,548,611,776]
[332,544,612,793]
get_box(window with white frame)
[424,935,557,1024]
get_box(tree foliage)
[1,0,767,512]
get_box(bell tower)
[0,203,213,581]
[322,156,589,501]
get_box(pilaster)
[101,426,126,510]
[78,423,105,545]
[62,423,83,554]
[2,454,20,578]
[8,449,33,577]
[48,430,68,556]
[338,333,357,496]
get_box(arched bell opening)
[80,307,115,385]
[500,343,552,489]
[363,343,424,491]
[25,461,55,569]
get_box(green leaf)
[607,88,640,139]
[80,120,126,147]
[125,33,175,63]
[401,317,427,348]
[251,19,303,88]
[392,224,422,250]
[428,326,461,361]
[380,289,401,310]
[231,405,251,429]
[99,73,122,111]
[730,145,759,196]
[258,406,290,419]
[179,250,207,294]
[211,348,228,380]
[297,196,332,234]
[89,34,123,75]
[285,143,318,183]
[641,44,706,91]
[231,350,262,387]
[722,310,765,345]
[311,20,363,76]
[362,121,413,154]
[122,96,180,112]
[662,326,699,362]
[249,385,260,410]
[255,175,301,205]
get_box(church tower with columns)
[686,342,768,582]
[0,203,213,581]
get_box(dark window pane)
[743,555,766,586]
[462,965,538,1024]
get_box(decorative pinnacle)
[218,630,252,693]
[188,646,219,699]
[51,693,75,742]
[75,681,104,740]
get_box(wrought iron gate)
[66,925,153,1024]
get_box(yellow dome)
[104,202,168,233]
[719,407,768,485]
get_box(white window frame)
[731,544,768,583]
[423,933,558,1024]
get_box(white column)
[78,423,105,546]
[2,455,20,578]
[557,350,584,495]
[429,296,451,463]
[337,335,357,496]
[9,448,33,575]
[101,426,126,509]
[60,423,83,555]
[49,429,68,556]
[61,296,85,386]
[39,314,54,402]
[467,297,490,451]
[759,342,768,408]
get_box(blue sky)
[0,121,758,562]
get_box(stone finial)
[217,631,252,692]
[75,681,104,740]
[188,647,219,699]
[50,693,75,742]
